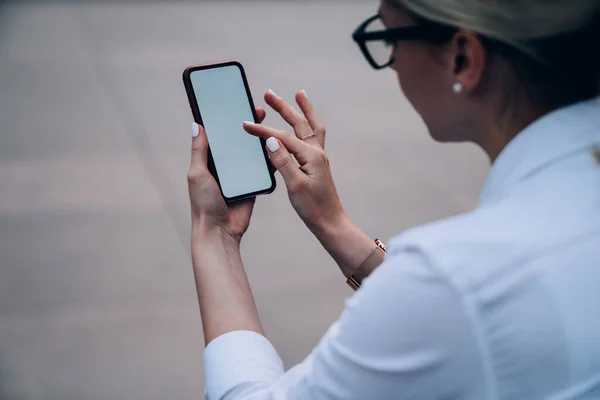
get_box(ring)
[300,133,316,141]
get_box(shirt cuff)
[204,330,284,400]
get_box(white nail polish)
[243,121,255,126]
[266,137,280,152]
[267,89,276,96]
[301,89,307,98]
[192,122,199,138]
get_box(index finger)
[243,121,313,165]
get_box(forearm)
[312,214,377,279]
[191,225,264,345]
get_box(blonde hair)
[395,0,600,61]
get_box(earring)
[452,82,464,94]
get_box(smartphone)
[183,61,276,202]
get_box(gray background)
[0,1,488,399]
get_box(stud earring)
[452,82,464,94]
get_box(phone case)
[182,61,276,203]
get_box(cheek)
[392,47,433,110]
[391,47,454,141]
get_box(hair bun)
[585,10,600,75]
[531,8,600,78]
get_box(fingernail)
[301,89,307,98]
[243,121,255,126]
[192,122,199,138]
[266,137,280,152]
[267,89,277,96]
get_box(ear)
[449,30,487,92]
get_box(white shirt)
[203,98,600,400]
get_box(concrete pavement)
[0,2,488,399]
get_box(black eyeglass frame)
[352,14,456,70]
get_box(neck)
[478,100,560,163]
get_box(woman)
[188,0,600,398]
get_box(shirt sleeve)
[203,248,484,400]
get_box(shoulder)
[384,201,542,293]
[384,164,598,293]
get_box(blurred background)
[0,0,489,398]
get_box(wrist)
[191,220,240,251]
[314,214,377,278]
[190,222,245,278]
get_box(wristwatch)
[346,239,387,291]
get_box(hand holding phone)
[187,121,259,242]
[183,61,276,203]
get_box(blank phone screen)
[189,65,272,199]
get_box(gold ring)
[300,133,316,141]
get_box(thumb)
[265,137,303,186]
[190,122,208,168]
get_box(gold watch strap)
[347,239,387,291]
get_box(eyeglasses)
[352,14,455,70]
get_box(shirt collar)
[480,97,600,205]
